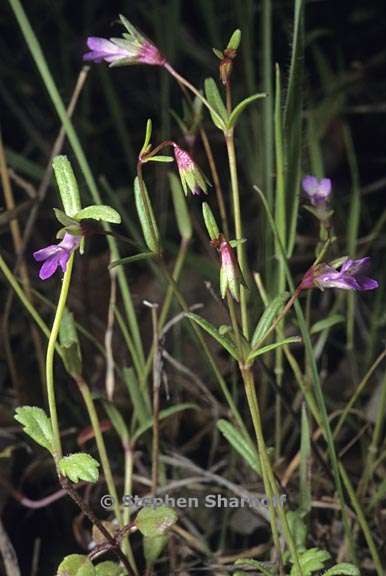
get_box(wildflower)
[83,15,166,67]
[302,175,332,207]
[210,235,243,301]
[173,144,207,196]
[33,233,80,280]
[301,257,379,291]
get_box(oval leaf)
[75,205,121,224]
[57,554,95,576]
[136,506,177,538]
[58,452,99,483]
[14,406,53,453]
[52,155,81,217]
[134,177,160,253]
[143,535,168,567]
[95,561,126,576]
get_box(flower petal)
[302,175,318,195]
[33,245,59,262]
[39,255,60,280]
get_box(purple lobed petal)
[33,244,59,262]
[39,254,61,280]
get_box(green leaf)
[290,548,331,576]
[228,93,266,129]
[134,177,160,253]
[102,401,129,444]
[310,314,345,334]
[185,312,239,359]
[109,252,156,269]
[132,403,198,443]
[299,404,312,515]
[95,561,126,576]
[14,406,53,453]
[286,511,307,552]
[140,119,152,156]
[57,554,95,576]
[217,419,260,475]
[146,155,174,163]
[323,564,360,576]
[52,155,81,217]
[75,205,121,224]
[53,208,78,227]
[169,172,192,240]
[251,292,289,347]
[58,453,99,483]
[143,535,168,567]
[202,202,220,241]
[284,0,305,256]
[136,506,177,537]
[212,48,223,59]
[247,337,301,363]
[59,308,82,378]
[123,367,150,429]
[227,29,241,50]
[204,77,228,129]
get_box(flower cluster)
[84,15,166,67]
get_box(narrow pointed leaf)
[247,336,301,362]
[146,155,174,163]
[204,77,228,129]
[310,314,345,334]
[217,419,261,474]
[185,312,239,359]
[132,403,197,443]
[251,292,289,347]
[109,252,156,269]
[228,93,266,129]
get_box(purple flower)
[83,16,166,67]
[301,257,379,292]
[33,233,80,280]
[173,144,207,196]
[302,175,332,207]
[83,37,133,64]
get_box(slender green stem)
[76,378,121,521]
[164,62,224,128]
[76,381,137,573]
[159,259,249,440]
[226,292,243,359]
[46,253,74,462]
[339,463,384,575]
[225,131,249,339]
[241,367,303,574]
